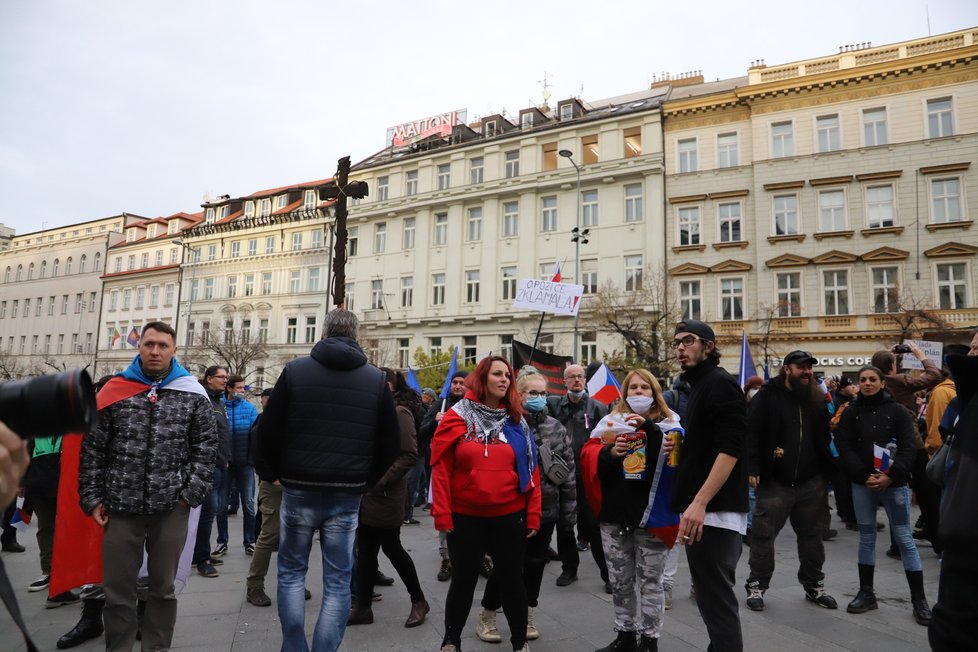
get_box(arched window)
[53,259,60,276]
[94,252,102,272]
[15,264,22,281]
[66,257,73,274]
[79,254,87,273]
[40,261,47,278]
[27,263,34,280]
[3,266,10,283]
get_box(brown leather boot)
[405,599,430,628]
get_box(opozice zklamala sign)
[513,278,585,316]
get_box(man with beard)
[743,351,837,611]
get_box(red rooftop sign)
[386,109,467,148]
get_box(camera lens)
[0,369,97,439]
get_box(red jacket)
[430,395,542,532]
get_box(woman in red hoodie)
[431,355,542,652]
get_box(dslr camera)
[0,369,97,439]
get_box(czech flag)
[111,328,121,348]
[586,363,621,405]
[126,326,140,347]
[551,262,562,283]
[639,451,680,548]
[9,496,31,532]
[873,443,892,473]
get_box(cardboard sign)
[513,279,584,316]
[901,339,943,370]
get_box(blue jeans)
[220,465,257,547]
[851,483,921,571]
[278,487,361,652]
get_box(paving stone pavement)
[2,504,938,651]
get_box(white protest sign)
[901,339,943,370]
[513,278,585,316]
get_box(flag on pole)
[586,363,622,405]
[738,330,757,389]
[9,496,31,532]
[873,443,892,473]
[438,346,459,400]
[406,367,422,395]
[111,328,121,348]
[551,261,562,283]
[126,326,140,347]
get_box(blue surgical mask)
[568,389,586,400]
[524,396,548,413]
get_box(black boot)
[906,570,932,626]
[57,598,104,649]
[596,630,638,652]
[136,599,146,641]
[847,564,878,614]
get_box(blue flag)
[738,330,757,389]
[439,346,459,400]
[406,367,422,395]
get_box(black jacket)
[418,394,463,462]
[747,376,834,486]
[203,383,232,468]
[835,390,916,486]
[546,393,608,458]
[670,358,748,514]
[597,417,664,528]
[255,336,400,492]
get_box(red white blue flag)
[873,443,892,473]
[586,363,622,406]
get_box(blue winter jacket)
[223,395,259,466]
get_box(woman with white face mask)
[592,369,675,652]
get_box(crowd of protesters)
[1,314,976,652]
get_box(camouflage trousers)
[600,523,668,637]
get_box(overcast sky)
[1,0,975,235]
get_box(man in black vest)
[256,309,399,652]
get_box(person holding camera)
[79,322,217,652]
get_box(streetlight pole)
[559,149,583,361]
[173,239,198,350]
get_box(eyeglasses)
[564,374,584,380]
[671,334,702,349]
[524,390,549,397]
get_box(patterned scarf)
[451,398,536,493]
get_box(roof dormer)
[557,98,586,122]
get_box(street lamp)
[558,149,587,361]
[172,239,198,350]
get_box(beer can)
[667,430,682,467]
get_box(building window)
[311,230,322,249]
[865,184,896,228]
[402,217,416,250]
[936,263,968,309]
[149,285,159,308]
[405,170,418,196]
[773,194,800,235]
[433,214,447,246]
[818,189,847,231]
[822,269,850,315]
[501,267,517,301]
[248,238,258,256]
[679,280,701,320]
[244,200,255,217]
[286,317,297,344]
[200,320,210,344]
[871,266,900,313]
[48,295,55,315]
[538,333,555,354]
[261,272,272,295]
[718,202,742,242]
[437,164,451,190]
[109,290,118,311]
[463,336,477,365]
[466,207,482,241]
[927,97,953,138]
[258,319,268,343]
[816,114,841,152]
[470,157,484,184]
[169,249,178,265]
[24,298,31,317]
[292,232,303,251]
[582,190,599,227]
[289,270,301,293]
[678,138,698,173]
[127,255,135,270]
[432,273,445,305]
[771,121,794,158]
[582,135,598,165]
[540,263,558,280]
[863,107,887,146]
[717,132,739,168]
[505,151,520,178]
[623,184,643,222]
[206,244,216,261]
[502,201,519,237]
[304,189,316,208]
[624,255,643,291]
[465,270,480,303]
[53,259,60,275]
[203,278,214,299]
[373,222,387,253]
[542,143,557,171]
[930,178,962,223]
[265,235,276,254]
[401,276,413,308]
[581,259,598,294]
[429,336,442,356]
[623,127,641,158]
[370,280,384,310]
[121,290,130,310]
[720,278,744,321]
[133,288,144,309]
[243,273,255,296]
[347,227,358,256]
[307,267,321,292]
[304,316,317,343]
[164,283,174,306]
[678,206,701,246]
[776,272,802,317]
[240,319,251,344]
[579,331,597,365]
[398,338,411,369]
[152,250,161,267]
[228,241,239,258]
[138,253,148,269]
[521,113,534,130]
[259,198,272,217]
[224,319,234,344]
[190,280,199,301]
[376,176,389,201]
[541,196,558,232]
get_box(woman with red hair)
[431,355,542,652]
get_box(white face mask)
[626,395,654,414]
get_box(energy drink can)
[667,430,682,467]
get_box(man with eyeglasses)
[670,320,748,652]
[547,363,610,591]
[191,366,232,579]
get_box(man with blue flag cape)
[73,322,217,652]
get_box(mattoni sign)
[386,109,467,148]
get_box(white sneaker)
[664,586,673,610]
[526,606,539,640]
[476,608,502,643]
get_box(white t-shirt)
[705,511,748,535]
